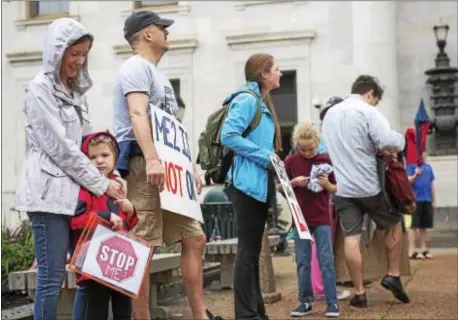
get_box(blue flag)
[414,99,431,161]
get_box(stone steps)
[1,304,33,320]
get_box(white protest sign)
[270,154,313,241]
[150,104,203,223]
[81,224,151,296]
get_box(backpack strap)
[248,99,262,133]
[234,89,262,136]
[227,89,263,185]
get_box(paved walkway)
[166,249,457,319]
[383,249,457,320]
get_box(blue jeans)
[294,225,337,305]
[73,280,132,320]
[28,212,70,320]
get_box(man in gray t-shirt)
[322,75,410,308]
[113,54,178,142]
[113,11,214,320]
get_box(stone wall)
[397,1,458,132]
[428,156,458,208]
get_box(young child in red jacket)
[71,131,138,320]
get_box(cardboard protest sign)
[69,214,154,298]
[270,154,313,241]
[150,104,203,223]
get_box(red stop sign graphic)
[96,236,138,282]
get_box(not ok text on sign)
[151,104,203,223]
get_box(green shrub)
[1,221,35,285]
[157,243,182,254]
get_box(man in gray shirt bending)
[322,75,409,308]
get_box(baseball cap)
[325,96,343,109]
[319,96,343,121]
[124,11,174,40]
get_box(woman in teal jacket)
[221,53,282,320]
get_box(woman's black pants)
[226,185,269,320]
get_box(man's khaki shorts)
[125,156,204,246]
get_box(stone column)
[352,1,400,131]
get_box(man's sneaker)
[349,292,368,308]
[290,303,312,317]
[325,303,340,318]
[206,309,224,320]
[340,279,373,287]
[381,275,410,303]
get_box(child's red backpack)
[377,151,416,214]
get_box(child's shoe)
[315,290,351,301]
[337,290,351,300]
[325,303,340,317]
[290,303,312,317]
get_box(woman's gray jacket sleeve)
[25,82,108,196]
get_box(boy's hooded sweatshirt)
[70,132,138,284]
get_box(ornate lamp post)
[424,22,458,155]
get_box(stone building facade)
[2,1,457,227]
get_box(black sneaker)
[206,309,224,320]
[381,275,410,303]
[340,279,372,287]
[349,292,368,308]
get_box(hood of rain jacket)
[43,17,93,94]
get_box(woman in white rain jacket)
[14,18,124,319]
